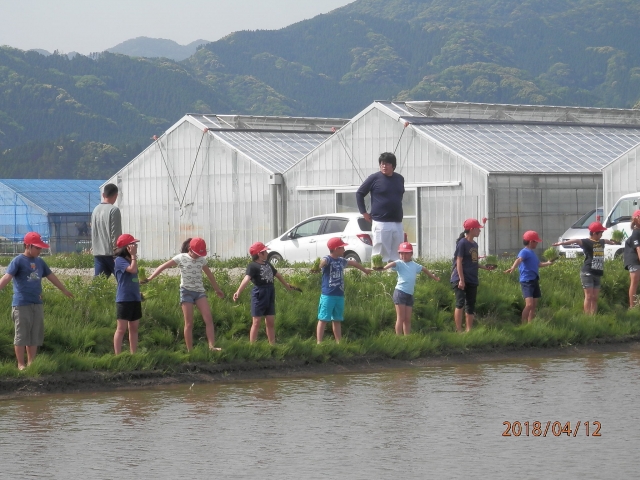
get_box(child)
[145,237,225,351]
[451,219,494,333]
[317,237,371,343]
[505,230,555,323]
[113,233,142,354]
[0,232,73,370]
[623,210,640,308]
[233,242,292,344]
[383,242,439,335]
[552,221,618,314]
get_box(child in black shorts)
[233,242,292,344]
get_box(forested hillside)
[1,0,639,179]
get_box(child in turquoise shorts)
[317,237,371,343]
[383,242,440,335]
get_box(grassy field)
[1,255,640,378]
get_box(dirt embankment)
[2,341,638,399]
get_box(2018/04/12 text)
[502,421,601,437]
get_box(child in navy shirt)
[316,237,371,343]
[0,232,73,369]
[113,233,142,354]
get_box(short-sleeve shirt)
[6,254,52,306]
[246,262,277,287]
[450,238,479,285]
[580,238,605,276]
[321,256,349,296]
[518,248,540,282]
[172,253,207,292]
[392,260,424,295]
[624,230,640,269]
[115,256,141,302]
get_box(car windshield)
[571,208,603,228]
[608,198,640,227]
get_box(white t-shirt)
[172,253,207,292]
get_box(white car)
[266,213,372,265]
[602,192,640,259]
[556,208,604,258]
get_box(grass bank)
[1,256,640,380]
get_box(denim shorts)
[318,294,345,321]
[180,287,207,304]
[393,289,415,307]
[521,279,542,299]
[580,272,602,289]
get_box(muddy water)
[1,350,638,479]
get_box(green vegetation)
[543,247,559,262]
[612,230,626,243]
[2,257,640,378]
[371,254,384,269]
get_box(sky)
[0,0,355,54]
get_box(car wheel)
[268,252,283,265]
[614,249,624,259]
[343,251,361,263]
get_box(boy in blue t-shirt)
[505,230,555,323]
[383,242,440,335]
[0,232,73,370]
[317,237,371,343]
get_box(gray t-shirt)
[91,203,122,256]
[172,253,207,292]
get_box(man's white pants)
[371,221,404,262]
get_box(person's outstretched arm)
[203,265,224,298]
[45,273,73,298]
[233,275,252,301]
[146,259,177,281]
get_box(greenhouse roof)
[374,101,640,174]
[186,114,348,173]
[0,180,104,214]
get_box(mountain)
[107,37,212,61]
[2,0,640,179]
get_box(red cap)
[588,222,607,233]
[24,232,49,249]
[398,242,413,253]
[327,237,348,250]
[463,218,483,229]
[116,233,139,248]
[523,230,542,243]
[249,242,268,255]
[189,237,207,256]
[633,210,640,218]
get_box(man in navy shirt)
[356,152,405,263]
[0,232,73,370]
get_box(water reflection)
[1,349,638,478]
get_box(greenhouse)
[0,179,103,254]
[105,114,348,260]
[603,143,640,216]
[286,101,640,258]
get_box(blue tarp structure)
[0,180,104,253]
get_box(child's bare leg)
[522,298,536,323]
[454,308,464,332]
[332,321,342,343]
[128,320,139,354]
[317,320,328,343]
[14,346,26,370]
[114,319,128,354]
[403,306,413,335]
[465,313,474,332]
[181,302,195,351]
[591,289,600,315]
[195,297,218,349]
[265,315,276,345]
[250,317,262,342]
[26,345,37,365]
[394,304,404,335]
[629,271,640,307]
